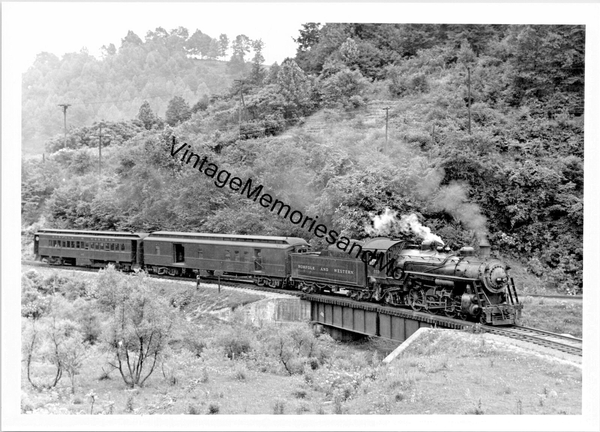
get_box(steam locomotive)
[33,228,522,326]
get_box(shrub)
[187,404,200,415]
[386,67,430,96]
[233,364,248,381]
[125,395,135,413]
[261,324,323,375]
[21,284,50,319]
[98,368,112,381]
[292,388,308,399]
[22,315,88,392]
[74,302,101,345]
[96,268,178,388]
[207,403,220,414]
[319,68,370,109]
[215,330,253,360]
[199,367,210,383]
[273,399,285,414]
[62,279,89,301]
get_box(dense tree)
[250,39,266,84]
[276,59,315,118]
[218,33,230,58]
[191,94,210,113]
[121,30,143,47]
[188,29,214,59]
[165,96,191,126]
[229,34,252,73]
[100,43,116,58]
[137,100,162,130]
[319,66,369,108]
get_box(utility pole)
[234,79,246,139]
[98,122,103,177]
[466,66,472,135]
[58,103,71,148]
[384,107,390,153]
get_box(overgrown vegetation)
[20,269,582,415]
[22,24,584,294]
[519,296,582,337]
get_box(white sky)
[3,2,600,431]
[11,2,311,73]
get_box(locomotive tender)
[34,228,522,326]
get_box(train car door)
[253,248,263,272]
[173,244,185,263]
[132,240,137,263]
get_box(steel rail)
[483,326,582,356]
[23,260,582,356]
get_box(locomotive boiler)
[389,240,522,325]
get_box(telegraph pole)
[384,107,390,153]
[58,103,71,148]
[234,79,246,139]
[467,66,472,135]
[98,122,103,177]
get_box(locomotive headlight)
[485,263,509,293]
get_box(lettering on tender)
[333,268,354,274]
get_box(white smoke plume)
[433,181,488,242]
[365,208,444,244]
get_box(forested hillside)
[22,27,264,153]
[21,24,584,293]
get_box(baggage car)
[142,231,309,287]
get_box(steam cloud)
[365,208,444,244]
[415,167,489,243]
[433,181,488,242]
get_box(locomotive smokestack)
[479,236,491,258]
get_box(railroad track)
[23,260,583,357]
[483,325,582,356]
[22,260,303,298]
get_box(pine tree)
[138,101,160,130]
[165,96,191,126]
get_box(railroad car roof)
[146,231,308,246]
[145,237,299,249]
[362,237,405,252]
[36,228,144,238]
